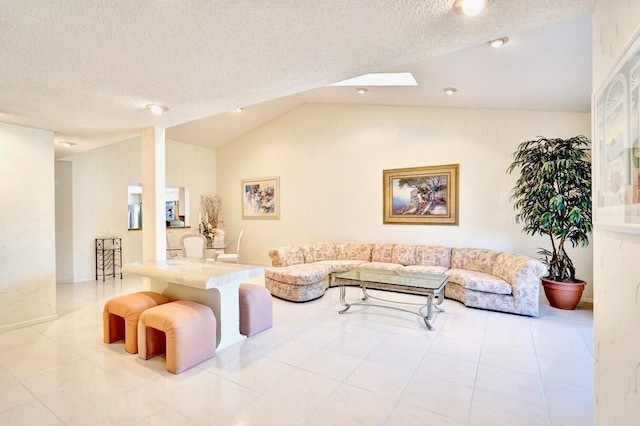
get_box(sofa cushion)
[268,246,305,267]
[315,259,368,273]
[371,244,395,263]
[311,242,337,261]
[300,242,336,263]
[358,261,403,271]
[334,242,372,261]
[403,265,449,274]
[265,264,333,285]
[446,268,512,295]
[414,245,452,268]
[299,244,316,263]
[451,248,500,275]
[391,244,416,265]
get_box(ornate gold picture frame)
[383,164,459,225]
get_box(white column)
[141,127,167,262]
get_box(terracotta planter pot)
[541,277,586,310]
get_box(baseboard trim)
[0,314,59,333]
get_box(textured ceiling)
[0,1,594,158]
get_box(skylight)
[328,72,418,87]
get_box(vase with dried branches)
[200,195,223,245]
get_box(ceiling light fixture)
[444,87,458,95]
[453,0,493,17]
[146,104,169,115]
[59,141,76,148]
[233,107,244,112]
[356,87,368,94]
[488,36,509,47]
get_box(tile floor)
[0,275,593,425]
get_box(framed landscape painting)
[383,164,459,225]
[593,27,640,234]
[242,176,280,219]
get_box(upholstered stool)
[138,300,217,374]
[239,283,273,336]
[103,291,172,354]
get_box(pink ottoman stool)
[239,284,273,336]
[103,291,172,354]
[138,300,217,374]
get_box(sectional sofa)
[265,242,547,317]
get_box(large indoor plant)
[507,135,592,309]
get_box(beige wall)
[165,138,219,252]
[0,122,57,330]
[70,138,140,281]
[593,0,640,422]
[55,160,73,283]
[216,103,594,300]
[68,137,216,282]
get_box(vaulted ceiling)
[0,1,594,159]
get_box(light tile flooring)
[0,275,593,425]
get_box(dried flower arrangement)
[200,194,223,228]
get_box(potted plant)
[506,135,592,310]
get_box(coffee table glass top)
[333,267,448,290]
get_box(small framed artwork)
[242,176,280,219]
[383,164,459,225]
[593,26,640,234]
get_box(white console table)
[122,259,264,350]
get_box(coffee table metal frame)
[332,268,448,330]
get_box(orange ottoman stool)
[137,300,217,374]
[103,291,172,354]
[239,283,273,336]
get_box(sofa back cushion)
[300,242,336,263]
[451,248,500,275]
[391,244,416,265]
[414,245,452,268]
[335,242,372,261]
[312,242,337,261]
[268,246,305,267]
[371,244,395,263]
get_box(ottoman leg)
[167,318,217,374]
[239,284,274,337]
[138,320,166,361]
[104,312,125,344]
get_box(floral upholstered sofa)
[265,242,547,317]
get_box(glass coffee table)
[332,267,448,330]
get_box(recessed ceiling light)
[444,87,458,95]
[488,37,509,48]
[453,0,494,16]
[146,104,169,115]
[329,72,418,87]
[356,87,368,95]
[59,141,76,148]
[233,107,244,112]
